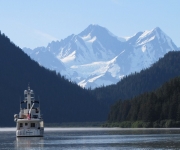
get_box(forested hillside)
[0,32,108,126]
[107,76,180,127]
[91,51,180,106]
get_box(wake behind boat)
[14,85,44,137]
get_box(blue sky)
[0,0,179,49]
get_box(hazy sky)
[0,0,179,49]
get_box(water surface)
[1,128,180,149]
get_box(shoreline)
[1,127,180,132]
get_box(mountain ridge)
[23,25,178,88]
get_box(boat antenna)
[28,82,30,90]
[38,96,42,114]
[38,96,40,109]
[20,96,21,109]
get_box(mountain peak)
[88,24,101,28]
[152,27,161,32]
[135,27,171,45]
[79,24,109,37]
[87,24,105,30]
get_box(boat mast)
[24,85,34,110]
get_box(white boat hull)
[16,128,44,137]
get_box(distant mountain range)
[23,25,178,88]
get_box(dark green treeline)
[108,76,180,127]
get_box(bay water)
[1,128,180,149]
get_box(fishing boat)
[14,85,44,137]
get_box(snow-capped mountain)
[23,25,178,88]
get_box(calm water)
[1,128,180,149]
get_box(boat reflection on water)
[15,137,44,149]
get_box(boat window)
[33,115,38,118]
[25,123,28,126]
[31,123,35,127]
[20,123,23,127]
[35,108,39,113]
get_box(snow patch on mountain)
[60,51,76,63]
